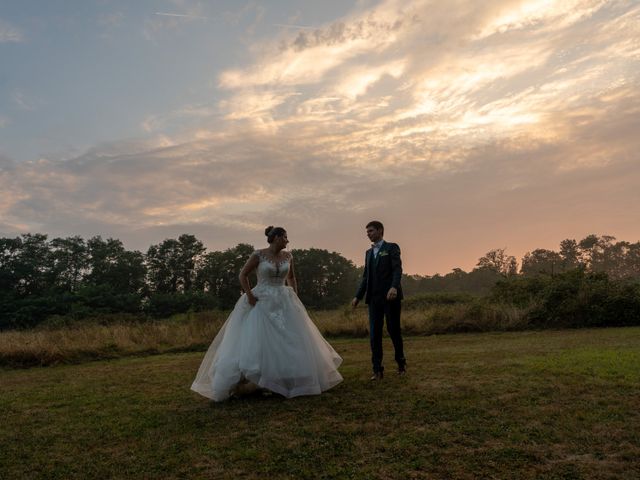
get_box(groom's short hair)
[366,220,384,234]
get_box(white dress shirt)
[372,240,384,258]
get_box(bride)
[191,226,343,401]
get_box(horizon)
[2,228,632,277]
[1,1,639,275]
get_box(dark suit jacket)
[355,241,403,304]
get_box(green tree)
[0,236,22,292]
[86,236,146,294]
[577,234,605,269]
[559,239,581,271]
[623,242,640,280]
[14,233,51,296]
[195,243,255,308]
[576,234,634,278]
[0,234,75,328]
[49,236,88,292]
[147,234,205,293]
[521,249,562,276]
[291,248,360,309]
[476,248,518,277]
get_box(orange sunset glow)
[1,0,639,273]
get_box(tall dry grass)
[0,302,529,368]
[0,311,226,368]
[311,302,529,336]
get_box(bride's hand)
[247,294,258,306]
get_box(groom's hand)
[351,297,359,308]
[386,287,398,301]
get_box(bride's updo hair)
[265,226,286,243]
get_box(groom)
[352,221,406,380]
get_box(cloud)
[215,0,639,172]
[11,91,39,111]
[219,9,407,89]
[141,103,220,133]
[0,19,24,43]
[2,83,639,272]
[2,0,639,273]
[474,0,609,38]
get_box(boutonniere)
[378,251,389,257]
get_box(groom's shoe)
[370,371,384,381]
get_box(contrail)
[273,23,316,30]
[155,12,208,19]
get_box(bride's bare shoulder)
[251,249,266,260]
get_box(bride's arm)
[239,252,260,305]
[286,254,298,294]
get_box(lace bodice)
[255,250,291,287]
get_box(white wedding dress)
[191,251,343,401]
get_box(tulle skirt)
[191,284,343,401]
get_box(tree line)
[1,232,638,330]
[0,234,360,329]
[403,234,640,296]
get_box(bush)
[529,270,640,328]
[490,275,550,307]
[72,285,143,316]
[404,292,476,310]
[490,269,640,328]
[2,293,74,329]
[144,292,219,319]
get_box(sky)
[1,0,639,275]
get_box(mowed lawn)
[2,328,640,479]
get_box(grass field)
[2,327,639,479]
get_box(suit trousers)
[368,298,405,373]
